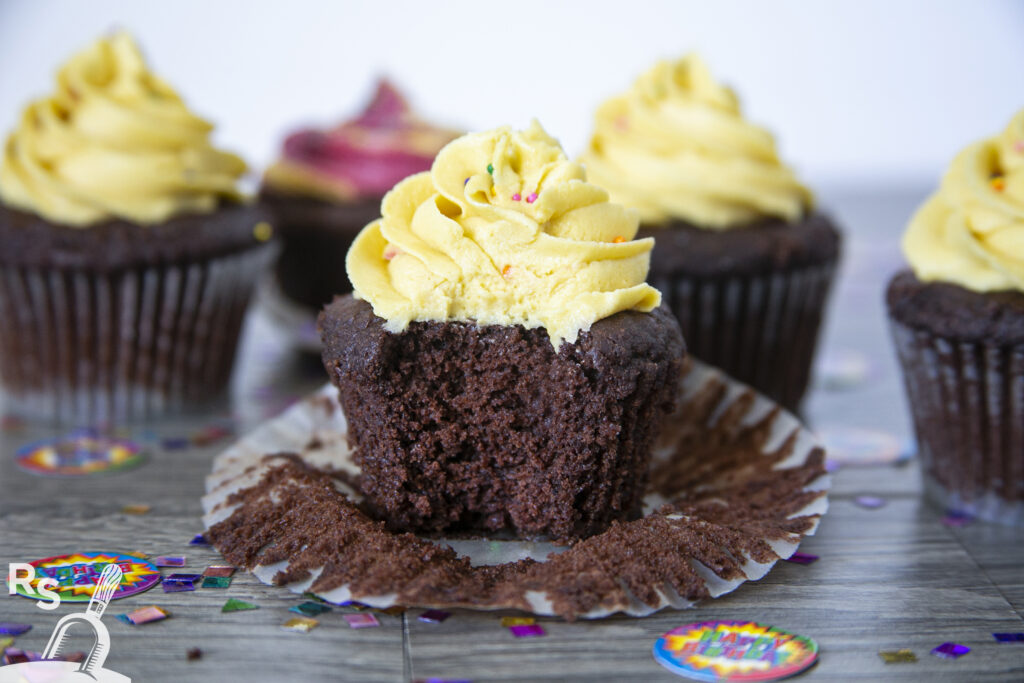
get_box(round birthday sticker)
[11,552,161,602]
[653,621,818,682]
[15,432,145,476]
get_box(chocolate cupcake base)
[0,245,276,424]
[887,271,1024,525]
[202,359,829,620]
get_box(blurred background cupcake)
[887,109,1024,526]
[580,55,841,412]
[0,32,275,424]
[259,79,459,346]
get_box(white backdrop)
[1,0,1022,188]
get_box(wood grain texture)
[1,186,1023,682]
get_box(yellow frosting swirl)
[904,109,1024,292]
[0,32,246,227]
[580,54,812,228]
[347,121,661,347]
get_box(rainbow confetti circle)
[15,431,144,476]
[653,621,818,682]
[10,552,161,602]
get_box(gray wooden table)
[2,184,1023,682]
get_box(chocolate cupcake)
[260,79,459,313]
[319,122,684,541]
[887,109,1024,525]
[0,33,275,424]
[581,55,841,411]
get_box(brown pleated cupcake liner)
[0,244,276,425]
[889,319,1024,525]
[202,359,829,620]
[650,262,837,412]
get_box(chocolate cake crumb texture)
[205,363,827,620]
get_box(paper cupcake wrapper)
[201,359,830,619]
[0,244,276,424]
[889,319,1024,525]
[651,262,837,411]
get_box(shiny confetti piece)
[282,617,319,633]
[500,617,535,627]
[0,623,31,636]
[993,633,1024,642]
[202,576,231,589]
[291,602,332,617]
[343,613,379,629]
[222,598,258,613]
[162,582,196,593]
[191,425,232,446]
[203,565,236,578]
[122,605,169,625]
[785,552,819,565]
[153,556,186,567]
[187,647,202,661]
[879,649,917,663]
[509,624,546,637]
[164,573,202,584]
[855,495,886,509]
[419,610,451,623]
[932,642,970,659]
[130,550,150,559]
[942,511,974,527]
[377,605,406,616]
[122,504,151,514]
[189,534,210,546]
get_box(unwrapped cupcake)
[581,55,841,411]
[887,109,1024,526]
[260,79,459,313]
[0,32,276,423]
[319,121,685,541]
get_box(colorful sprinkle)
[509,624,546,638]
[932,642,970,659]
[489,185,496,197]
[486,164,494,175]
[612,236,626,243]
[993,633,1024,642]
[419,610,451,624]
[0,623,31,636]
[344,613,380,629]
[464,177,470,185]
[122,504,151,514]
[991,176,1006,192]
[1015,140,1024,153]
[282,617,319,633]
[120,605,169,625]
[222,598,258,613]
[526,192,538,203]
[253,222,274,242]
[203,565,236,578]
[785,552,819,565]
[153,556,186,568]
[383,245,402,261]
[291,602,333,618]
[202,576,231,589]
[501,265,512,277]
[512,193,521,201]
[879,649,917,663]
[855,495,886,509]
[500,617,535,627]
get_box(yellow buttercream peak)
[581,54,812,228]
[347,121,661,347]
[904,109,1024,292]
[0,32,245,226]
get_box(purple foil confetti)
[931,642,970,659]
[153,556,186,567]
[942,511,975,528]
[509,624,546,638]
[993,633,1024,642]
[189,534,210,546]
[855,495,886,509]
[0,623,32,636]
[418,610,451,624]
[163,573,203,584]
[785,552,819,565]
[162,582,196,593]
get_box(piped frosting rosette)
[904,109,1024,292]
[580,54,811,228]
[0,32,246,227]
[347,121,661,347]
